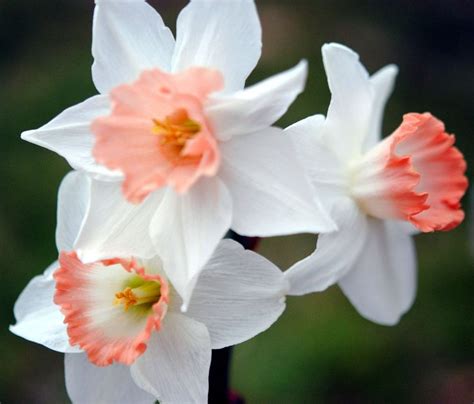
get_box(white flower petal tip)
[364,63,399,149]
[186,239,288,349]
[92,0,175,93]
[369,64,399,106]
[172,0,261,93]
[19,95,120,179]
[373,64,399,80]
[10,262,80,353]
[322,42,360,59]
[339,220,417,326]
[208,60,308,142]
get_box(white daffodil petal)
[10,262,79,353]
[208,61,308,141]
[92,0,175,93]
[21,95,118,179]
[172,0,261,93]
[322,43,373,160]
[396,221,421,236]
[220,127,336,237]
[56,171,91,252]
[285,114,347,208]
[339,219,417,326]
[150,178,232,309]
[131,313,211,404]
[364,64,398,150]
[285,198,368,295]
[186,239,287,349]
[65,352,155,404]
[75,180,162,263]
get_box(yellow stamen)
[114,281,161,311]
[152,108,201,149]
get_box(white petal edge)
[75,179,162,263]
[207,60,308,141]
[92,0,175,93]
[321,43,374,161]
[21,95,119,179]
[285,198,368,295]
[363,64,399,150]
[219,127,336,237]
[149,178,232,310]
[56,171,91,252]
[65,352,155,404]
[285,114,347,209]
[339,219,417,326]
[186,239,287,349]
[172,0,261,93]
[10,261,80,353]
[131,313,211,404]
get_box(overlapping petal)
[285,198,368,295]
[321,43,374,161]
[65,353,154,404]
[285,114,346,208]
[219,127,336,236]
[207,60,307,141]
[339,219,417,325]
[172,0,261,93]
[131,313,211,404]
[186,239,287,349]
[364,64,398,150]
[56,171,91,252]
[92,0,175,93]
[73,177,162,263]
[150,178,232,308]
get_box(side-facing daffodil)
[285,43,468,325]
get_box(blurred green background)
[1,0,472,402]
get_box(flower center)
[92,68,222,202]
[152,108,201,151]
[114,278,161,311]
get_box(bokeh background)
[1,0,473,402]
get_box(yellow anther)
[152,108,201,149]
[114,281,161,311]
[114,287,138,311]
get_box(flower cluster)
[11,0,467,402]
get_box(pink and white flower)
[284,43,468,325]
[21,0,334,306]
[10,173,288,403]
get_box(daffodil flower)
[284,43,468,325]
[10,173,288,404]
[21,0,335,306]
